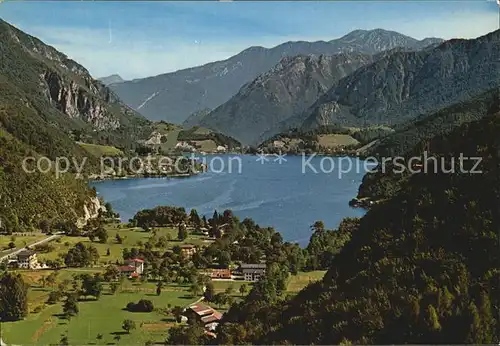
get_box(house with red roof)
[118,258,144,278]
[125,258,144,274]
[185,303,223,331]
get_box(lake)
[91,154,371,246]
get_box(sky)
[1,1,498,80]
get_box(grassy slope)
[286,271,326,293]
[78,143,124,157]
[317,134,359,148]
[2,282,196,345]
[35,226,210,265]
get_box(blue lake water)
[91,154,370,246]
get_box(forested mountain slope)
[0,19,150,231]
[215,110,500,344]
[301,29,500,130]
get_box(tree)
[113,334,121,344]
[213,292,228,308]
[204,281,215,302]
[39,219,51,234]
[166,322,206,345]
[127,299,154,312]
[0,273,28,321]
[47,290,63,305]
[171,305,184,323]
[218,250,231,267]
[122,319,136,334]
[63,294,79,319]
[189,209,201,228]
[8,241,15,249]
[110,282,120,295]
[115,233,123,244]
[59,334,69,346]
[178,224,188,241]
[156,236,167,249]
[95,226,108,244]
[80,274,103,300]
[239,284,247,297]
[311,220,325,233]
[46,272,58,288]
[189,282,201,297]
[64,242,99,267]
[104,265,121,282]
[96,334,103,342]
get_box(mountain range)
[197,29,499,145]
[195,53,374,145]
[300,30,500,131]
[109,29,443,124]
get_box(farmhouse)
[125,258,144,274]
[180,244,197,259]
[209,268,231,279]
[185,303,223,331]
[118,258,144,278]
[241,263,266,282]
[16,250,39,269]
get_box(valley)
[0,2,499,345]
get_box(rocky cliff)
[0,19,150,157]
[77,197,106,228]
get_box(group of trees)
[85,219,108,244]
[129,206,188,229]
[0,272,28,321]
[126,299,154,313]
[64,242,99,267]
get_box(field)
[193,139,218,152]
[78,143,124,157]
[0,233,47,250]
[317,134,359,148]
[0,224,323,345]
[159,129,182,152]
[2,271,197,345]
[286,271,326,292]
[35,225,210,265]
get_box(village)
[0,206,324,345]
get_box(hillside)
[0,19,150,160]
[215,108,500,345]
[182,108,211,128]
[0,19,151,230]
[110,29,442,123]
[141,122,241,153]
[357,87,500,201]
[197,53,373,145]
[0,129,96,231]
[365,87,500,158]
[301,29,500,130]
